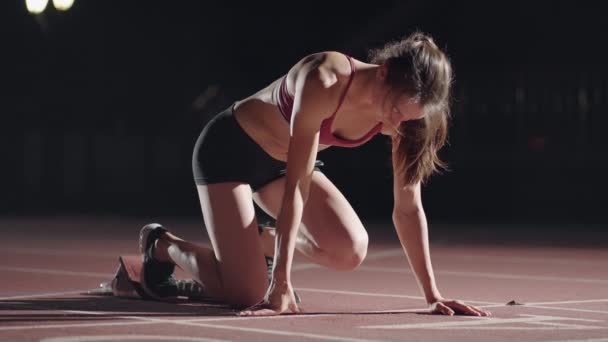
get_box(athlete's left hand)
[429,299,491,316]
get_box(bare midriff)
[232,78,331,162]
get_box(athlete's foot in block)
[259,226,276,258]
[152,234,173,263]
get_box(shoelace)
[174,279,205,296]
[153,277,207,299]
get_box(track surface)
[1,217,607,342]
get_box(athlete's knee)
[331,230,368,271]
[348,230,369,269]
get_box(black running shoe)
[154,277,211,301]
[138,223,176,300]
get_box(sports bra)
[276,54,382,147]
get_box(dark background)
[3,1,607,235]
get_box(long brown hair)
[369,32,452,185]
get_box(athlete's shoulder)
[291,51,351,89]
[296,51,352,71]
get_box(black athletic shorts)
[192,104,323,192]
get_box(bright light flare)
[53,0,74,11]
[25,0,49,14]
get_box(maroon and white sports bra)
[276,54,382,148]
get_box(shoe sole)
[139,223,164,255]
[138,223,166,301]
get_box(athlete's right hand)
[237,279,300,316]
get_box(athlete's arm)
[239,53,338,316]
[390,150,442,304]
[273,63,331,285]
[391,142,491,316]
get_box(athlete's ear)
[376,63,389,82]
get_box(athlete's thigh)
[253,171,367,252]
[197,182,267,299]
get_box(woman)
[139,32,492,317]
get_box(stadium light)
[25,0,49,14]
[53,0,74,11]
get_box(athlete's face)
[373,65,425,134]
[380,93,424,126]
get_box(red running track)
[1,217,607,342]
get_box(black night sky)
[3,1,608,235]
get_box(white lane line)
[524,305,608,315]
[296,287,500,305]
[360,314,603,330]
[434,254,608,266]
[526,299,608,305]
[0,249,400,281]
[477,303,608,315]
[6,282,605,318]
[4,294,605,337]
[292,249,404,272]
[40,335,227,342]
[478,304,509,309]
[0,306,390,334]
[0,247,402,262]
[5,245,605,268]
[297,287,423,300]
[0,266,112,278]
[356,265,608,284]
[57,310,384,342]
[524,321,605,330]
[0,310,249,332]
[0,320,170,331]
[429,302,608,315]
[133,316,383,342]
[64,310,345,322]
[0,290,91,301]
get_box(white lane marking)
[0,306,381,333]
[132,316,383,342]
[0,266,111,278]
[40,335,226,342]
[0,320,171,331]
[6,284,605,319]
[31,309,384,342]
[524,321,605,329]
[297,287,500,305]
[434,253,608,266]
[474,298,608,315]
[0,290,91,301]
[356,265,608,284]
[63,310,343,322]
[524,305,608,315]
[5,245,605,267]
[527,299,608,305]
[297,287,423,300]
[3,296,604,337]
[477,304,509,309]
[359,314,604,330]
[0,314,312,332]
[0,249,399,282]
[292,249,404,272]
